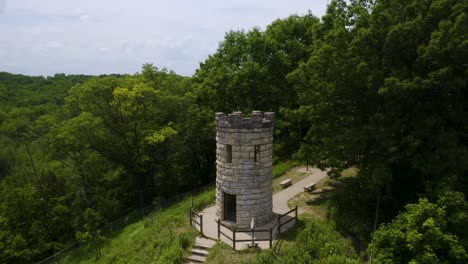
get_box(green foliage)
[369,192,468,263]
[194,13,320,160]
[283,0,468,249]
[145,126,178,144]
[155,242,184,264]
[325,173,376,250]
[0,69,215,263]
[272,160,300,179]
[253,219,359,264]
[1,0,467,263]
[61,188,215,263]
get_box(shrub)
[253,218,359,263]
[368,192,468,264]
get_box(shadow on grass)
[299,175,376,254]
[277,218,308,242]
[305,188,336,206]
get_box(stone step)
[191,248,209,256]
[185,236,215,263]
[195,236,216,248]
[187,254,206,263]
[193,244,211,251]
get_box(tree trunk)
[373,193,380,232]
[137,174,145,211]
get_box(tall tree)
[368,192,468,263]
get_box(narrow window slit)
[254,145,260,162]
[226,144,232,163]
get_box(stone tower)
[215,111,275,228]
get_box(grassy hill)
[59,188,215,264]
[57,164,362,264]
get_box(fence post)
[217,220,220,240]
[189,208,192,227]
[233,228,236,250]
[269,227,273,248]
[279,216,282,234]
[200,214,203,236]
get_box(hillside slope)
[59,188,215,263]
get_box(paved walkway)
[273,167,327,214]
[198,167,328,250]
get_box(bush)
[253,218,359,263]
[368,192,468,264]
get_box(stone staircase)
[185,236,216,264]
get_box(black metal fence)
[36,182,215,264]
[215,206,298,250]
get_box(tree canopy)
[1,0,467,262]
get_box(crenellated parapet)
[215,111,275,129]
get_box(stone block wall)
[215,111,275,227]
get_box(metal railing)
[214,206,298,250]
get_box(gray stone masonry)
[215,111,275,227]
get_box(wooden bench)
[303,183,316,192]
[280,179,292,189]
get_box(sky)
[0,0,329,77]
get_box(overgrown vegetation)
[1,0,467,263]
[253,218,359,264]
[60,188,215,263]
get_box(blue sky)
[0,0,329,76]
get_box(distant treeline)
[1,0,467,263]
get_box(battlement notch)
[215,111,275,129]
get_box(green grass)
[59,166,362,264]
[341,167,359,178]
[272,160,300,179]
[205,215,359,264]
[206,242,260,264]
[272,166,309,193]
[252,216,359,264]
[206,166,363,264]
[60,188,215,264]
[288,178,330,222]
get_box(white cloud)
[0,0,329,76]
[0,0,5,14]
[45,41,64,49]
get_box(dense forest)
[1,0,467,263]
